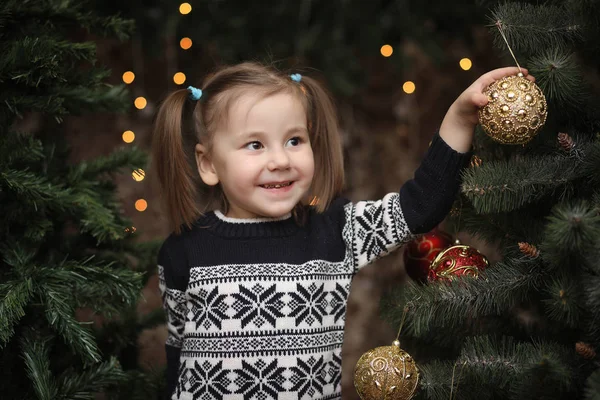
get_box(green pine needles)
[382,2,600,399]
[0,1,160,399]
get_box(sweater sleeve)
[399,131,471,234]
[342,131,471,272]
[157,237,188,400]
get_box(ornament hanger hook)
[394,306,410,344]
[495,20,523,75]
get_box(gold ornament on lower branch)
[354,339,419,400]
[478,73,547,145]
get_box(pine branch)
[447,199,548,246]
[414,360,455,400]
[460,154,579,214]
[528,49,585,109]
[583,274,600,342]
[71,146,147,181]
[540,201,600,265]
[0,37,97,86]
[386,258,545,339]
[490,3,583,55]
[56,357,125,400]
[0,130,44,166]
[0,168,72,209]
[69,185,129,243]
[585,368,600,400]
[41,284,101,364]
[582,141,600,186]
[21,333,58,400]
[542,274,583,328]
[68,262,143,317]
[60,84,130,115]
[458,336,574,399]
[5,0,134,40]
[0,278,34,346]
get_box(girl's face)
[197,91,315,219]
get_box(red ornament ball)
[403,229,453,282]
[428,242,489,282]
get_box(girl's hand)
[439,67,536,152]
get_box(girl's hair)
[152,61,344,233]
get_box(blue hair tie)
[187,86,203,101]
[290,73,302,82]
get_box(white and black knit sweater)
[158,132,471,400]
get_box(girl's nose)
[267,148,291,170]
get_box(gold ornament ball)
[478,73,548,145]
[354,340,419,400]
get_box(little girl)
[153,62,532,400]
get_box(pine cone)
[576,342,596,359]
[518,242,540,258]
[470,155,483,168]
[558,132,574,151]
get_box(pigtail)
[152,89,201,234]
[300,76,345,212]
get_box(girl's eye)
[286,137,302,147]
[244,141,263,150]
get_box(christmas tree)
[0,1,163,398]
[381,2,600,399]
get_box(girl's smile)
[196,91,315,219]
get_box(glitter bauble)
[478,73,547,145]
[428,242,489,282]
[354,340,419,400]
[403,229,453,283]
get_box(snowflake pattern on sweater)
[158,193,412,400]
[158,132,471,399]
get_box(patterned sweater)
[158,132,471,400]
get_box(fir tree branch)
[461,154,579,214]
[585,369,600,400]
[415,360,455,400]
[5,0,134,40]
[0,130,44,167]
[490,3,583,55]
[0,279,34,346]
[0,168,72,209]
[582,142,600,186]
[56,357,125,400]
[60,84,130,115]
[41,285,101,364]
[542,274,583,328]
[528,49,585,108]
[70,187,127,243]
[540,201,600,265]
[21,333,58,400]
[458,336,573,399]
[67,263,143,317]
[0,37,97,86]
[71,146,147,181]
[395,259,544,339]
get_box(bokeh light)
[403,81,416,94]
[122,71,135,84]
[173,72,186,85]
[122,130,135,143]
[179,3,192,14]
[134,97,147,109]
[460,58,473,71]
[135,199,148,212]
[132,169,145,182]
[180,37,192,50]
[380,44,393,57]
